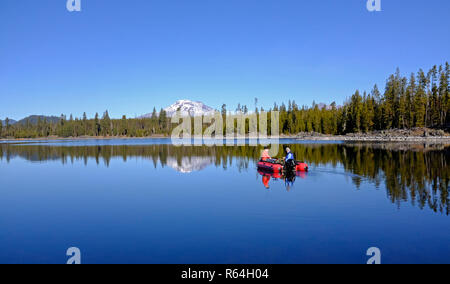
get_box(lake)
[0,139,449,264]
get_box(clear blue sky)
[1,0,449,120]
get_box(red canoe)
[296,162,309,172]
[257,160,308,172]
[257,160,284,173]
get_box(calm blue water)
[0,139,449,264]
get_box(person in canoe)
[260,147,271,161]
[284,147,296,172]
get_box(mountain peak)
[141,100,215,118]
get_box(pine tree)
[429,66,439,127]
[159,109,167,133]
[296,108,306,133]
[445,62,450,126]
[361,92,375,132]
[82,112,88,136]
[371,85,382,130]
[330,102,338,134]
[405,74,416,128]
[367,96,375,131]
[361,92,369,132]
[121,115,128,136]
[438,64,449,127]
[151,108,157,120]
[94,113,100,136]
[348,90,363,132]
[101,111,111,136]
[415,70,427,127]
[337,106,348,133]
[397,75,408,128]
[312,104,321,133]
[383,75,397,129]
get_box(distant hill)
[15,115,61,125]
[1,119,17,125]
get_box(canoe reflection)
[258,169,308,191]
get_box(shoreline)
[0,135,168,142]
[1,134,450,143]
[295,136,450,142]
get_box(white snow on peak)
[140,100,216,118]
[163,100,216,117]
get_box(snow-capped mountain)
[141,100,215,118]
[164,100,215,117]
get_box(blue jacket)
[285,152,295,162]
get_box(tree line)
[0,63,448,139]
[275,62,449,134]
[0,109,170,139]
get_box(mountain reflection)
[166,156,215,173]
[1,143,449,215]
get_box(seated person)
[285,147,295,162]
[261,147,271,161]
[284,147,296,170]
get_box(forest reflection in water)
[1,142,449,215]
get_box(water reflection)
[166,156,215,173]
[257,169,307,191]
[1,142,449,215]
[258,170,282,189]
